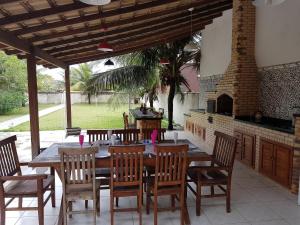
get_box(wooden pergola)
[0,0,232,158]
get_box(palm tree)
[71,63,99,104]
[89,36,201,130]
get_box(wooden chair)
[123,112,135,129]
[146,144,188,225]
[109,145,144,225]
[141,128,166,142]
[187,131,237,216]
[59,147,100,225]
[0,135,55,225]
[87,129,140,144]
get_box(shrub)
[0,91,25,114]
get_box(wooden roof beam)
[0,29,67,69]
[50,18,212,58]
[42,13,216,52]
[64,26,203,65]
[28,0,231,43]
[13,0,226,36]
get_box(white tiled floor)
[2,130,300,225]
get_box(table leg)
[54,168,64,225]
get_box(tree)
[89,36,201,130]
[0,51,27,109]
[71,63,97,104]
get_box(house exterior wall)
[191,0,300,193]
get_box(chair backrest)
[154,144,188,189]
[141,128,166,142]
[212,131,237,172]
[123,112,129,129]
[87,129,110,143]
[59,147,97,193]
[0,135,21,179]
[109,145,144,188]
[87,129,140,144]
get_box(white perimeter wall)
[200,0,300,77]
[155,92,200,126]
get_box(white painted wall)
[199,10,232,77]
[155,92,200,126]
[38,92,127,104]
[255,0,300,67]
[200,0,300,76]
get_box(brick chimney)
[216,0,259,117]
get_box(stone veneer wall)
[199,62,300,120]
[258,62,300,120]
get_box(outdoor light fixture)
[79,0,111,5]
[97,41,113,52]
[104,59,114,66]
[252,0,286,6]
[159,58,170,65]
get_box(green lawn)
[3,103,169,132]
[4,104,136,131]
[0,104,56,123]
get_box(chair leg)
[18,197,22,209]
[154,194,158,225]
[138,191,142,225]
[97,191,100,216]
[63,197,67,225]
[68,202,72,219]
[50,167,56,207]
[196,182,201,216]
[171,195,175,212]
[110,194,114,225]
[211,185,214,196]
[93,193,97,225]
[115,197,119,207]
[85,200,88,208]
[0,198,5,225]
[37,194,44,225]
[226,185,231,213]
[146,187,150,214]
[180,192,184,225]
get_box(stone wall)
[258,62,300,120]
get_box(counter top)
[234,117,294,134]
[130,108,162,120]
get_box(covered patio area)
[0,0,300,225]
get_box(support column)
[27,53,40,159]
[65,66,72,128]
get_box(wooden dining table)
[29,140,212,225]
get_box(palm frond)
[89,65,150,93]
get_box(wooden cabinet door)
[260,140,274,178]
[274,145,292,187]
[234,131,242,160]
[242,135,255,167]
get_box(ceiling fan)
[78,0,111,5]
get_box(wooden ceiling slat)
[31,1,231,45]
[0,0,232,66]
[39,7,226,51]
[0,2,92,26]
[64,31,196,65]
[0,29,66,68]
[12,0,219,36]
[53,20,210,58]
[49,17,213,57]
